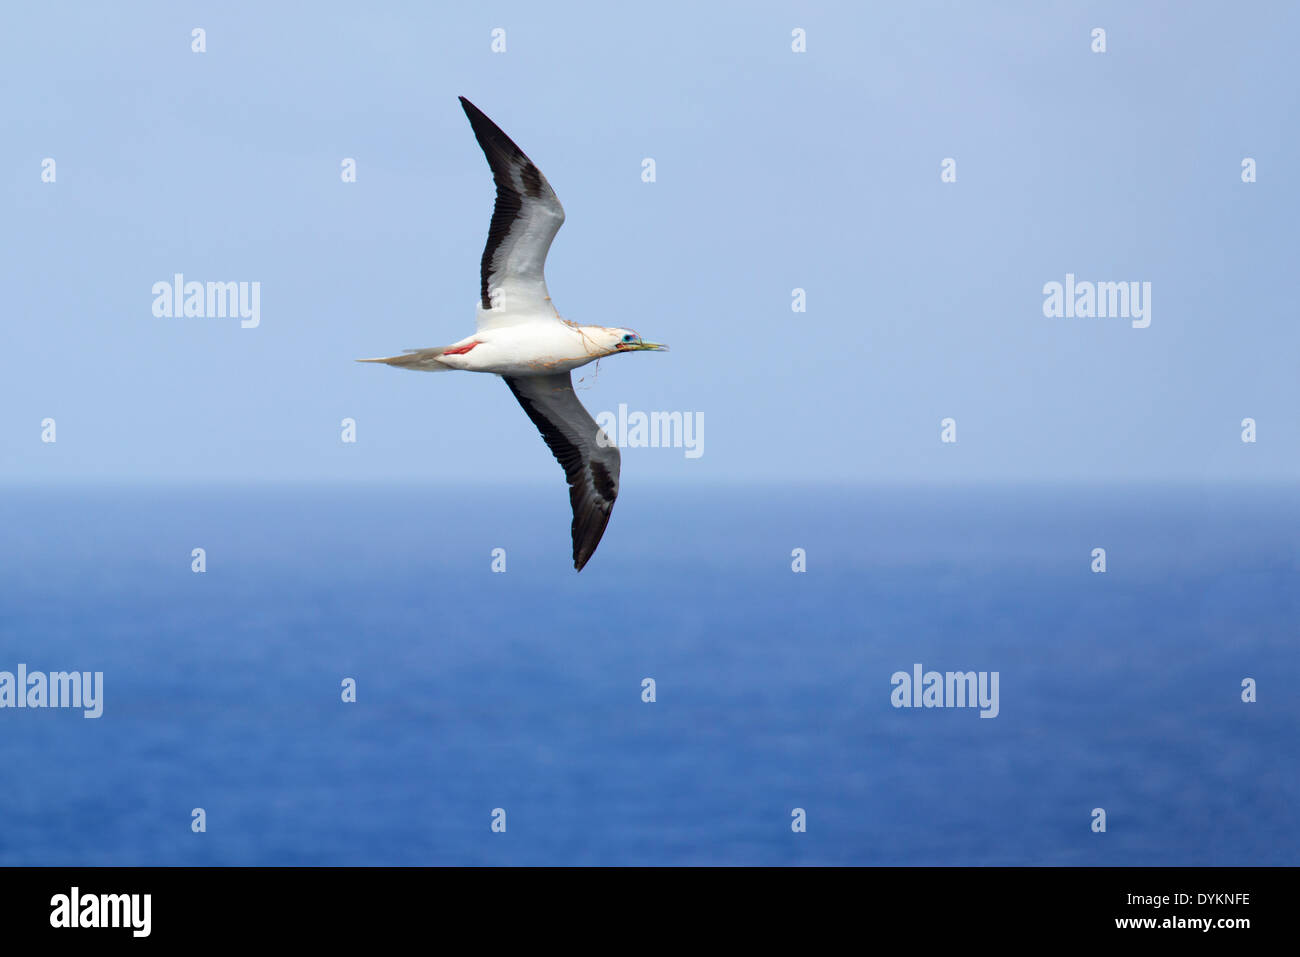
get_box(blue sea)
[0,482,1295,866]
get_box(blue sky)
[2,1,1296,483]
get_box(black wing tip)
[458,96,528,159]
[458,95,494,132]
[571,501,615,572]
[572,536,602,572]
[458,96,490,133]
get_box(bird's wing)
[503,373,620,571]
[460,96,565,329]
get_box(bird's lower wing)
[503,373,620,571]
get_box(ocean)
[0,482,1295,865]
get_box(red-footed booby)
[360,97,667,570]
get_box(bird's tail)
[355,347,452,371]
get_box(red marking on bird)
[443,341,481,355]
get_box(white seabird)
[360,96,667,571]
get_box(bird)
[359,97,667,571]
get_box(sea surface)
[0,482,1295,866]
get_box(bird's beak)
[617,340,669,352]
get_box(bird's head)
[605,327,668,356]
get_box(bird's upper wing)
[460,96,565,329]
[503,373,620,571]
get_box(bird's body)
[359,97,666,570]
[420,320,622,376]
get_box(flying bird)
[360,97,667,571]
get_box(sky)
[2,0,1297,484]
